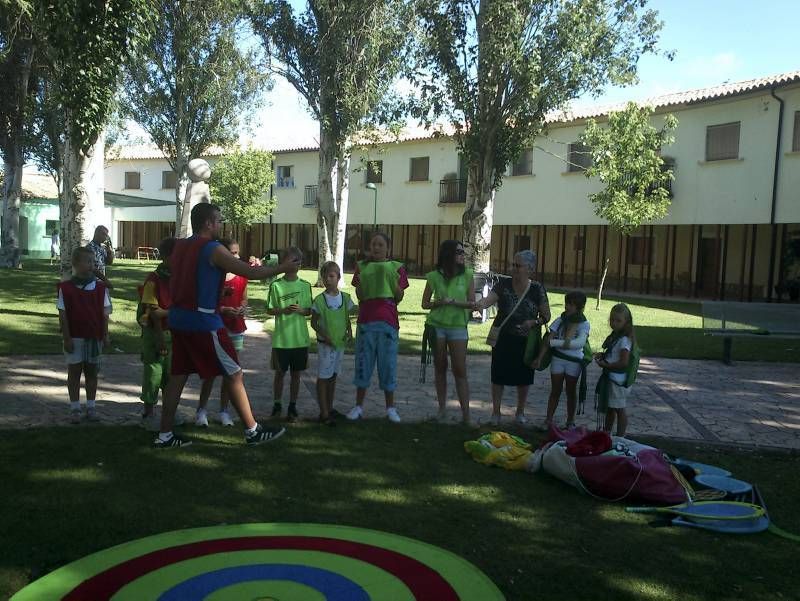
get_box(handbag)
[485,281,530,347]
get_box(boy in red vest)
[138,237,176,428]
[57,246,112,424]
[155,203,300,448]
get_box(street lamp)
[365,182,378,230]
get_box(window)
[161,170,177,189]
[409,156,429,182]
[45,220,59,236]
[276,165,294,188]
[511,148,533,176]
[705,122,740,161]
[567,143,592,172]
[124,171,141,189]
[793,111,800,152]
[627,236,653,266]
[366,160,383,184]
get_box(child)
[138,237,176,428]
[57,246,112,423]
[594,303,635,436]
[536,290,590,430]
[266,247,312,422]
[196,238,247,427]
[346,232,409,423]
[421,240,475,425]
[311,261,355,425]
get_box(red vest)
[170,236,221,310]
[58,281,106,339]
[220,274,247,334]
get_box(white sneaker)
[386,407,401,423]
[218,411,234,427]
[486,414,501,426]
[346,406,363,420]
[195,410,209,427]
[515,414,528,425]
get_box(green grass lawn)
[1,423,798,601]
[1,258,798,361]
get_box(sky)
[250,0,800,149]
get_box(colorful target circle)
[12,523,504,600]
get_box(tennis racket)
[626,501,765,521]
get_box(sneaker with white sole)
[86,407,100,422]
[514,414,528,425]
[153,433,191,449]
[386,407,401,423]
[486,414,501,426]
[195,410,209,428]
[219,411,234,427]
[245,424,286,445]
[69,408,82,424]
[346,406,363,420]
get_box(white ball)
[187,158,211,183]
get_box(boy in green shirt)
[266,247,312,421]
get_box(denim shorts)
[353,322,398,391]
[434,327,469,341]
[550,356,582,378]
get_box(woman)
[475,250,550,425]
[421,240,475,425]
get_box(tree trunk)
[316,128,349,283]
[1,153,24,268]
[596,257,610,310]
[462,154,496,274]
[60,126,101,279]
[174,152,190,237]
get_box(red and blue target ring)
[12,523,504,600]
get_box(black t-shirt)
[492,277,549,335]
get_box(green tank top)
[357,260,402,300]
[313,291,352,350]
[425,268,473,329]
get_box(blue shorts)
[434,327,469,341]
[353,322,398,391]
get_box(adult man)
[155,203,300,448]
[87,225,114,279]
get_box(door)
[696,238,720,296]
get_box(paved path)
[1,321,799,450]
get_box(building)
[103,70,800,301]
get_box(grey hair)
[514,250,537,271]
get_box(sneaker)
[514,414,528,425]
[219,411,234,427]
[565,422,577,431]
[153,433,192,449]
[386,407,401,423]
[245,424,286,445]
[195,410,209,428]
[346,406,363,420]
[86,407,100,422]
[287,403,299,423]
[271,402,283,418]
[486,413,501,426]
[69,408,82,424]
[540,418,552,431]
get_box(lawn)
[1,423,798,601]
[1,258,798,362]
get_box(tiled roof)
[108,144,231,161]
[549,69,800,122]
[21,171,58,200]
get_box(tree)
[209,148,277,227]
[0,0,36,267]
[581,103,677,235]
[120,0,268,237]
[41,0,153,276]
[580,102,677,307]
[250,0,411,274]
[413,0,665,272]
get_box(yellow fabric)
[140,281,159,306]
[464,431,534,471]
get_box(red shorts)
[171,329,241,379]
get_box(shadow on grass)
[1,423,798,601]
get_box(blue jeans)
[353,322,399,391]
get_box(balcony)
[303,185,318,207]
[439,178,467,204]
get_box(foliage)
[208,148,276,227]
[120,0,268,174]
[581,103,677,235]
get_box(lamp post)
[365,182,378,230]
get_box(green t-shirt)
[425,268,473,328]
[266,277,312,348]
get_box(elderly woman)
[476,250,550,425]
